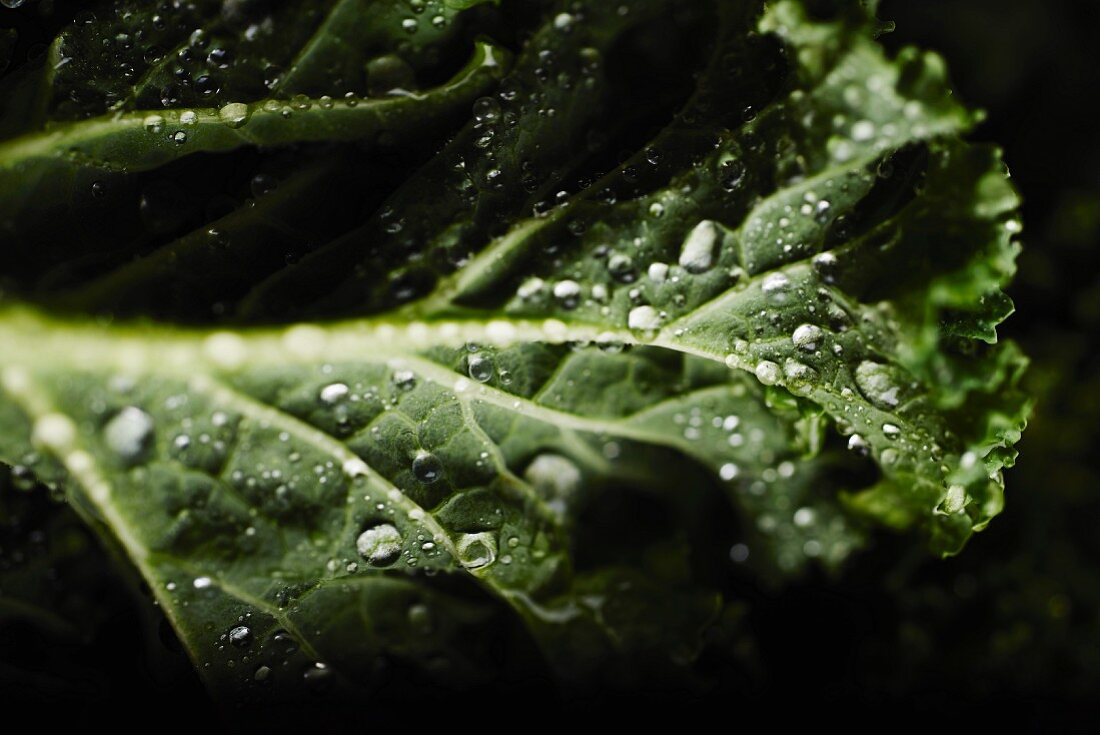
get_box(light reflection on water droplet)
[457,532,497,570]
[356,523,403,566]
[412,451,443,484]
[228,625,252,648]
[218,102,250,128]
[103,406,154,463]
[467,355,494,383]
[319,382,349,404]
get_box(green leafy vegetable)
[0,0,1026,702]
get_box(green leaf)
[0,0,1027,699]
[0,41,507,218]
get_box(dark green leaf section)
[0,40,506,172]
[40,0,504,120]
[0,346,765,692]
[240,0,715,319]
[0,42,507,226]
[369,0,1025,555]
[0,0,1026,702]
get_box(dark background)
[2,0,1099,725]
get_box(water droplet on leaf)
[319,383,349,404]
[228,625,252,648]
[855,361,902,409]
[357,523,403,567]
[103,406,154,464]
[679,220,719,273]
[791,324,823,351]
[754,360,781,385]
[412,451,443,484]
[553,280,581,308]
[628,305,661,332]
[457,532,497,570]
[467,355,494,383]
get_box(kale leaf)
[0,0,1026,702]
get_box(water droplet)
[553,280,581,308]
[467,355,494,383]
[719,463,740,481]
[228,625,252,648]
[412,451,443,484]
[392,369,417,391]
[193,576,212,589]
[754,360,782,385]
[457,532,497,570]
[679,220,719,273]
[319,382,349,404]
[812,251,838,282]
[596,333,624,353]
[103,406,155,464]
[472,96,501,123]
[143,114,165,133]
[171,130,187,145]
[254,665,272,683]
[356,523,403,566]
[218,104,249,128]
[628,305,661,332]
[729,543,749,563]
[762,273,790,293]
[721,159,747,191]
[791,324,823,351]
[648,262,669,282]
[160,82,183,108]
[882,423,901,439]
[607,253,635,282]
[848,434,869,455]
[207,47,233,68]
[855,361,901,408]
[517,277,545,300]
